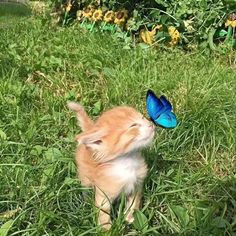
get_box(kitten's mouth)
[139,127,155,144]
[150,124,155,131]
[148,123,155,132]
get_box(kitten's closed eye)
[130,123,140,128]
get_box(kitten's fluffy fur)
[68,102,155,229]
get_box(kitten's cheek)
[152,126,155,133]
[150,127,155,139]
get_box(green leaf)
[41,163,55,184]
[64,88,77,100]
[149,9,161,19]
[171,205,189,227]
[0,130,7,140]
[212,217,229,228]
[133,210,149,232]
[123,45,131,50]
[92,100,102,115]
[63,177,78,185]
[155,0,168,7]
[139,43,150,49]
[30,145,45,156]
[155,31,165,41]
[0,219,14,236]
[160,15,170,24]
[133,9,139,18]
[218,29,228,37]
[103,67,116,78]
[44,148,63,162]
[49,56,62,67]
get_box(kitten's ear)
[75,129,106,150]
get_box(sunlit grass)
[0,15,235,235]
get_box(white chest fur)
[108,154,146,195]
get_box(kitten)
[68,102,155,230]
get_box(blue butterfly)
[146,90,177,129]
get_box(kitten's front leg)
[95,187,112,230]
[125,189,142,223]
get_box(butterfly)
[146,89,177,129]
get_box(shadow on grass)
[0,3,31,17]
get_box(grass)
[0,3,31,27]
[0,9,236,236]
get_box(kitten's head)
[76,106,155,162]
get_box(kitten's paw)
[100,222,112,231]
[125,213,134,224]
[98,218,112,231]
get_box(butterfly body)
[146,90,177,129]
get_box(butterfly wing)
[160,95,172,112]
[154,112,177,129]
[146,90,165,120]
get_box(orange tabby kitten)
[68,102,155,230]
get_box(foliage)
[50,0,236,51]
[0,10,236,235]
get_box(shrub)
[51,0,236,50]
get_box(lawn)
[0,2,31,27]
[0,5,236,236]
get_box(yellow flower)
[140,30,155,45]
[225,19,231,26]
[168,26,180,45]
[225,13,236,27]
[82,5,95,19]
[140,30,153,45]
[65,1,72,13]
[76,10,83,21]
[225,19,236,27]
[120,9,128,19]
[104,10,115,23]
[114,9,129,26]
[140,25,162,45]
[169,38,179,46]
[92,9,103,22]
[151,24,162,34]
